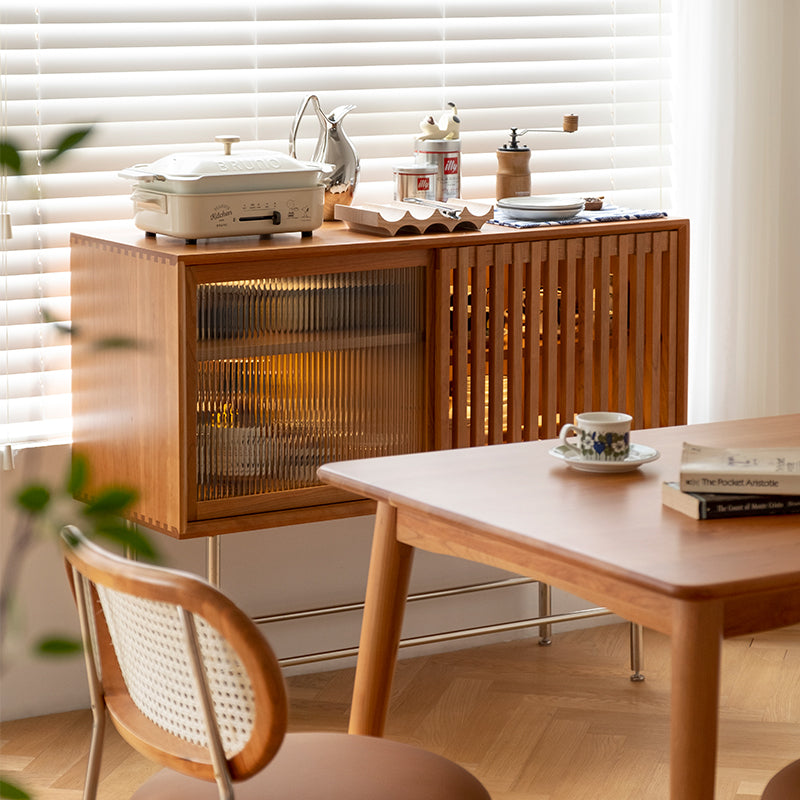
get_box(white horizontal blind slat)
[1,0,671,446]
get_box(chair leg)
[72,569,107,800]
[83,701,106,800]
[538,582,552,645]
[630,622,645,681]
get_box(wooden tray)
[334,200,494,236]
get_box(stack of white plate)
[496,195,584,221]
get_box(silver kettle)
[289,94,359,220]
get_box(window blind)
[1,0,672,447]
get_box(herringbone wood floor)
[2,622,799,799]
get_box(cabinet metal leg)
[630,621,645,681]
[207,536,221,587]
[538,582,552,645]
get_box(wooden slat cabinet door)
[434,225,688,449]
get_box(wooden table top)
[318,415,800,601]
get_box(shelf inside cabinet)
[197,330,424,361]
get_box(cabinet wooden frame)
[70,217,688,539]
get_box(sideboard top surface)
[71,216,689,268]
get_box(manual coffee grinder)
[496,114,579,200]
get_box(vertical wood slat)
[433,252,454,450]
[452,248,471,448]
[487,246,506,444]
[540,240,561,438]
[559,239,579,431]
[595,236,614,412]
[507,244,525,442]
[664,231,679,426]
[675,228,690,425]
[578,238,598,416]
[524,243,542,440]
[612,235,632,415]
[648,231,666,427]
[470,249,487,448]
[629,234,649,430]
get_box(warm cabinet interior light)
[195,269,426,500]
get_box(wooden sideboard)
[70,216,689,539]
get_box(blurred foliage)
[0,127,93,175]
[2,124,142,799]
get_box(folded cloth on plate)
[489,204,668,228]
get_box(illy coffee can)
[393,164,437,201]
[413,139,460,201]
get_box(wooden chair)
[761,759,800,799]
[61,526,490,800]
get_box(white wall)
[1,443,614,721]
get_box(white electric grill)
[119,136,332,243]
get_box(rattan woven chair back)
[61,525,287,799]
[61,526,491,800]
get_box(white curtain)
[673,0,800,423]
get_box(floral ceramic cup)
[558,412,632,461]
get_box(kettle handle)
[288,94,327,162]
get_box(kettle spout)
[327,104,356,124]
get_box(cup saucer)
[548,443,660,473]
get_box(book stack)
[662,443,800,520]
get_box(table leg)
[349,501,414,736]
[670,600,723,800]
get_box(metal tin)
[413,138,460,201]
[392,164,437,201]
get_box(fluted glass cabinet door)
[195,267,426,501]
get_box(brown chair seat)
[761,758,800,800]
[132,732,489,800]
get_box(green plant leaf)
[15,485,51,513]
[35,636,83,657]
[94,335,140,350]
[0,143,22,174]
[83,486,137,516]
[67,453,90,496]
[0,778,31,799]
[41,309,72,337]
[42,126,93,164]
[93,522,159,562]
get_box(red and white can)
[392,164,437,201]
[413,139,461,201]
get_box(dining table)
[317,414,800,800]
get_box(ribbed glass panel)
[196,266,425,499]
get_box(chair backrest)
[60,526,288,789]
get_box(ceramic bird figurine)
[440,113,461,140]
[437,102,458,133]
[417,103,461,140]
[418,115,441,139]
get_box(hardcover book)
[679,443,800,496]
[662,481,800,520]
